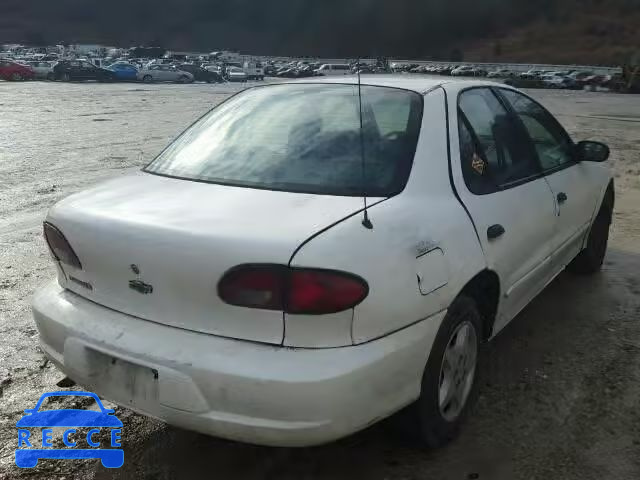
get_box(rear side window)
[145,84,423,196]
[458,88,539,193]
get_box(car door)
[82,62,97,80]
[146,65,158,80]
[165,65,178,81]
[77,62,90,80]
[452,87,558,331]
[68,61,81,79]
[157,65,168,81]
[497,88,600,270]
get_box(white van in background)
[243,61,264,80]
[316,64,351,76]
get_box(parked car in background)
[275,68,300,78]
[26,61,55,80]
[391,63,419,73]
[437,65,455,75]
[107,62,139,82]
[315,64,351,76]
[0,60,35,81]
[487,68,514,78]
[203,64,223,74]
[243,61,265,80]
[263,65,278,76]
[227,66,248,82]
[177,64,225,83]
[540,72,577,89]
[410,65,428,74]
[520,69,550,80]
[137,64,194,83]
[580,74,613,89]
[53,60,116,82]
[34,78,613,449]
[451,65,479,76]
[568,71,594,82]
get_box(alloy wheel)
[438,320,478,422]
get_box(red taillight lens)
[218,265,368,315]
[218,265,285,310]
[43,222,82,269]
[287,270,368,314]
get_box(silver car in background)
[227,66,248,82]
[27,61,56,80]
[137,64,194,83]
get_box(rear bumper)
[33,280,444,447]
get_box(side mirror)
[576,141,610,163]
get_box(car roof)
[287,75,504,94]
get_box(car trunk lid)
[47,172,366,344]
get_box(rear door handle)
[557,192,568,204]
[487,224,505,240]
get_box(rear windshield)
[144,83,423,196]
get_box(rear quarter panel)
[288,88,486,344]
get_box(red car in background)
[0,60,35,81]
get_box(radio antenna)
[357,58,373,230]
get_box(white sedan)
[137,64,194,83]
[33,77,613,447]
[451,66,478,76]
[226,66,248,82]
[26,61,56,80]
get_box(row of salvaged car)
[0,59,261,83]
[392,63,616,89]
[1,57,616,91]
[0,57,389,82]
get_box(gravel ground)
[1,79,639,480]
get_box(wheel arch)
[457,269,501,341]
[602,179,615,219]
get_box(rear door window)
[458,88,540,193]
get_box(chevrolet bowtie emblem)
[129,279,153,294]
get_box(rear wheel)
[46,72,55,81]
[62,73,71,82]
[567,197,612,274]
[11,72,23,81]
[142,75,153,83]
[179,75,190,83]
[404,296,482,447]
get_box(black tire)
[142,75,153,83]
[62,73,71,82]
[46,72,55,81]
[402,295,482,447]
[567,196,612,274]
[11,73,23,81]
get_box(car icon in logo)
[16,391,124,468]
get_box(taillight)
[218,265,368,315]
[218,265,285,310]
[287,269,368,314]
[43,222,82,269]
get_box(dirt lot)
[1,80,639,480]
